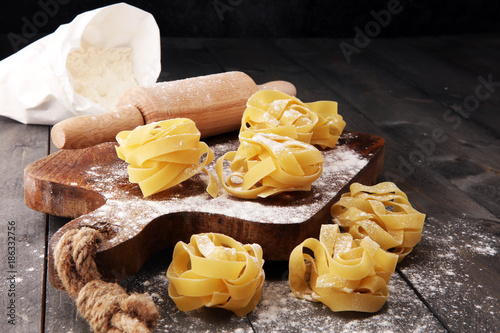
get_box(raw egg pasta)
[166,233,265,316]
[331,182,426,262]
[116,118,218,198]
[289,224,398,313]
[215,132,324,199]
[241,90,346,149]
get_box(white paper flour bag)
[0,3,161,125]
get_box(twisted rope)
[54,228,159,333]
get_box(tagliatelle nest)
[115,118,218,198]
[241,90,346,149]
[166,233,265,316]
[331,182,426,262]
[288,224,398,313]
[216,132,325,199]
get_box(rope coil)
[54,227,159,333]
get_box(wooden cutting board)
[24,131,384,289]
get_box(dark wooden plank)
[358,35,500,217]
[250,275,446,333]
[159,38,225,82]
[272,37,499,332]
[316,36,500,216]
[393,170,500,333]
[0,117,49,332]
[303,37,499,144]
[411,34,500,85]
[359,35,500,138]
[280,36,500,215]
[291,38,500,216]
[44,215,92,333]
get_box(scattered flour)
[399,216,499,332]
[119,259,445,332]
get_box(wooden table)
[1,35,499,333]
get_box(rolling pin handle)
[257,80,297,97]
[51,105,145,149]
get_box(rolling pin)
[51,71,296,149]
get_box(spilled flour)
[398,215,499,332]
[114,256,445,333]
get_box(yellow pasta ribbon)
[241,90,346,149]
[216,131,324,199]
[166,233,265,316]
[116,118,218,198]
[289,224,398,313]
[331,182,426,262]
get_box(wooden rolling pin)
[51,71,296,149]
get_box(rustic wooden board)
[24,131,384,289]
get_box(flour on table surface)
[125,264,445,332]
[248,276,445,333]
[125,268,252,333]
[398,216,499,332]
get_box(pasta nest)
[216,131,325,199]
[289,224,398,313]
[241,90,346,149]
[167,233,265,316]
[115,118,218,198]
[331,182,426,262]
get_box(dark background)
[1,0,500,59]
